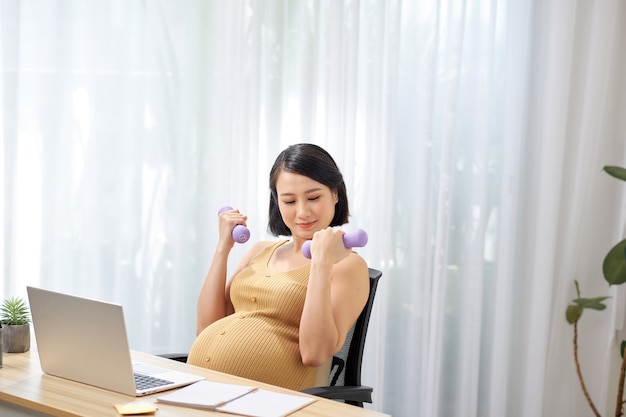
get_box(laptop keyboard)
[134,373,174,390]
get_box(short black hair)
[268,143,349,236]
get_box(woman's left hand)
[308,227,352,265]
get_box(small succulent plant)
[1,296,31,326]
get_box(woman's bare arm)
[298,228,370,366]
[195,208,264,335]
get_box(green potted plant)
[1,296,31,353]
[566,165,626,417]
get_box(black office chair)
[160,267,382,408]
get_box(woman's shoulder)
[334,252,369,279]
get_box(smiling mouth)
[297,222,315,229]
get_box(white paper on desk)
[156,380,257,408]
[217,389,317,417]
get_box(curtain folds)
[2,1,626,416]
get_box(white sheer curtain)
[2,1,626,416]
[536,2,626,416]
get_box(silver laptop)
[27,286,204,396]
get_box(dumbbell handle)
[302,229,368,259]
[218,206,250,243]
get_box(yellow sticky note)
[114,401,158,415]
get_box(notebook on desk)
[27,286,204,396]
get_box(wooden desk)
[0,349,390,417]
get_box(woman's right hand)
[217,208,248,248]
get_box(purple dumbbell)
[302,229,368,259]
[218,206,250,243]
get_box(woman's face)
[274,170,338,240]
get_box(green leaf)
[567,296,610,324]
[566,304,583,324]
[572,296,610,311]
[603,239,626,286]
[604,166,626,182]
[621,341,626,359]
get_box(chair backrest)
[327,268,382,388]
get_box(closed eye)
[281,195,320,205]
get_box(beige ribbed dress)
[187,240,318,391]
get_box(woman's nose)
[296,201,310,218]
